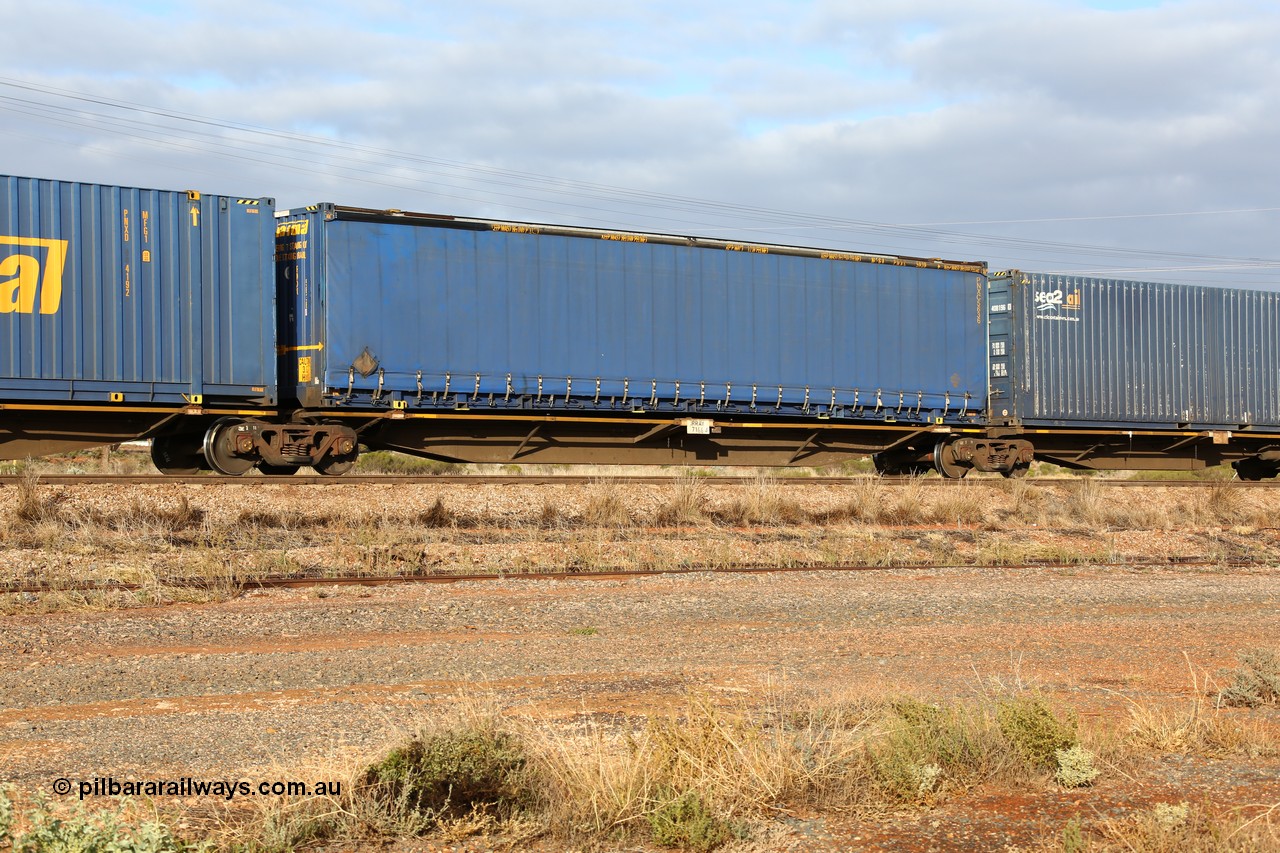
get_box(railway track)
[0,473,1269,487]
[2,555,1261,597]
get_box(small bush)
[1061,816,1086,853]
[647,790,730,852]
[995,694,1078,769]
[361,726,530,824]
[1053,744,1099,788]
[869,699,993,803]
[1217,648,1280,707]
[0,787,184,853]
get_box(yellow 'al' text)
[0,236,69,315]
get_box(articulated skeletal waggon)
[4,174,1280,479]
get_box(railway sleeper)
[200,419,360,476]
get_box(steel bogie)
[931,438,1035,479]
[1232,453,1280,481]
[189,418,360,477]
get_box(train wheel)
[313,456,355,476]
[258,463,301,476]
[202,418,255,476]
[150,435,203,475]
[1002,462,1031,479]
[1233,458,1272,481]
[933,441,970,479]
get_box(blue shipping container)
[277,207,989,423]
[0,175,277,406]
[989,270,1280,429]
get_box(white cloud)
[0,0,1277,282]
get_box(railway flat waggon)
[0,175,355,474]
[6,171,1280,479]
[980,271,1280,479]
[272,205,1015,473]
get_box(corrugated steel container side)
[991,270,1280,429]
[276,207,990,423]
[0,175,276,405]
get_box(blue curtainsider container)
[276,206,989,424]
[989,270,1280,430]
[0,175,277,406]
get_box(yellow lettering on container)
[0,236,69,314]
[275,220,309,237]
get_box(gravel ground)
[3,561,1280,850]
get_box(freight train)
[4,173,1280,479]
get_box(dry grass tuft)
[235,508,335,530]
[842,476,888,524]
[1122,656,1279,759]
[1201,481,1245,524]
[1217,648,1280,708]
[712,474,807,526]
[10,472,67,526]
[535,500,562,529]
[928,482,987,527]
[581,479,632,528]
[221,687,1091,851]
[654,474,709,527]
[1065,479,1106,526]
[1085,800,1280,852]
[418,497,457,528]
[83,494,205,535]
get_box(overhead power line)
[0,76,1277,284]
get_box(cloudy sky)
[1,0,1277,285]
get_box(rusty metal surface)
[0,556,1259,596]
[0,474,1271,487]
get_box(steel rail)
[1,556,1264,597]
[0,474,1269,487]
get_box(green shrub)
[867,699,996,804]
[647,790,730,852]
[0,788,185,853]
[1061,816,1086,853]
[1053,745,1099,788]
[996,695,1078,769]
[361,726,530,823]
